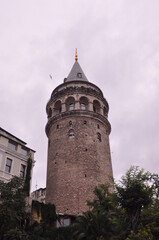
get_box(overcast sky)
[1,0,159,191]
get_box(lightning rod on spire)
[75,48,78,61]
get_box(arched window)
[66,97,75,111]
[93,105,96,112]
[79,96,88,111]
[54,100,62,115]
[93,100,100,113]
[69,103,74,111]
[68,130,75,139]
[97,132,102,142]
[80,103,86,110]
[103,107,107,117]
[48,108,52,118]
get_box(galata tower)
[45,51,113,216]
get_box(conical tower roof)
[65,50,88,82]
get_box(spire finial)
[75,48,78,61]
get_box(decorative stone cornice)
[45,110,111,137]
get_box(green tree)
[0,176,27,239]
[115,166,153,233]
[29,201,58,239]
[140,203,159,240]
[126,224,153,240]
[23,157,32,196]
[72,184,125,240]
[72,166,158,240]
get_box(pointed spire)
[64,50,88,83]
[75,48,78,62]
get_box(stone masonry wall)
[46,114,113,215]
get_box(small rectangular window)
[8,140,17,151]
[5,158,12,173]
[64,218,70,226]
[20,164,26,178]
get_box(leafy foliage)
[126,224,153,240]
[115,166,153,232]
[0,176,27,239]
[72,166,159,240]
[32,200,57,226]
[23,157,32,196]
[72,184,126,240]
[1,166,159,240]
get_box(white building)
[0,127,35,184]
[31,187,46,203]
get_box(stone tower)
[45,52,113,216]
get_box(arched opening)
[103,106,107,117]
[54,100,62,115]
[66,97,75,111]
[93,100,100,113]
[48,108,52,118]
[79,96,88,110]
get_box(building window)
[48,108,52,118]
[8,139,17,151]
[69,103,74,111]
[77,72,82,78]
[66,96,75,111]
[97,133,102,142]
[80,103,86,110]
[56,220,61,228]
[68,130,74,139]
[93,105,96,112]
[93,100,100,113]
[54,100,62,114]
[20,164,26,178]
[5,158,12,173]
[21,147,28,156]
[69,121,72,126]
[64,218,70,226]
[79,96,88,111]
[56,218,70,228]
[103,106,107,116]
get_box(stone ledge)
[45,110,111,136]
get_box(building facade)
[31,187,46,203]
[0,127,35,184]
[45,53,113,216]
